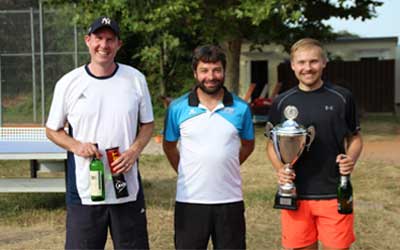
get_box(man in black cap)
[87,16,120,37]
[46,16,154,250]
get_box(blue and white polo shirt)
[164,87,254,204]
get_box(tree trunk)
[221,39,242,94]
[159,40,166,96]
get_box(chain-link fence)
[0,0,88,125]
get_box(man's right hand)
[46,128,101,159]
[72,142,101,158]
[277,164,296,185]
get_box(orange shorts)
[281,199,355,249]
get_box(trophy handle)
[265,122,274,139]
[265,122,282,162]
[306,125,315,151]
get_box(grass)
[0,114,399,249]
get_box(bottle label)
[340,175,350,185]
[112,174,129,198]
[90,170,103,196]
[106,147,120,174]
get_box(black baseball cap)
[87,16,120,37]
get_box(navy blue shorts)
[65,199,149,250]
[174,201,246,250]
[65,171,149,250]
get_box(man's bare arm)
[46,127,99,158]
[239,139,255,164]
[163,140,179,173]
[337,132,363,175]
[267,140,295,185]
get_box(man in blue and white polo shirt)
[163,45,255,250]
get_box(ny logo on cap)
[101,17,111,25]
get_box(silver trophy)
[265,105,315,210]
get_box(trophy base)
[273,192,298,210]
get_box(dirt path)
[142,136,164,155]
[360,136,400,164]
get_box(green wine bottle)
[90,143,105,201]
[337,175,353,214]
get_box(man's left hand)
[110,148,139,174]
[336,154,355,175]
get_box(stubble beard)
[197,79,224,95]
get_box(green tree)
[48,0,202,103]
[194,0,382,93]
[47,0,383,95]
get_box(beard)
[197,78,224,95]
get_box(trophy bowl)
[265,106,315,210]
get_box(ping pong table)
[0,127,67,192]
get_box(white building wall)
[324,40,397,61]
[239,43,287,98]
[240,38,398,112]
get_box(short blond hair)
[290,38,327,61]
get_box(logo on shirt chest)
[222,107,234,114]
[188,108,197,115]
[324,105,334,111]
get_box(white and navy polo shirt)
[46,63,154,205]
[164,87,254,204]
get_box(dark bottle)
[337,175,353,214]
[105,147,129,198]
[90,144,105,201]
[111,174,129,198]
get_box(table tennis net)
[0,127,50,142]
